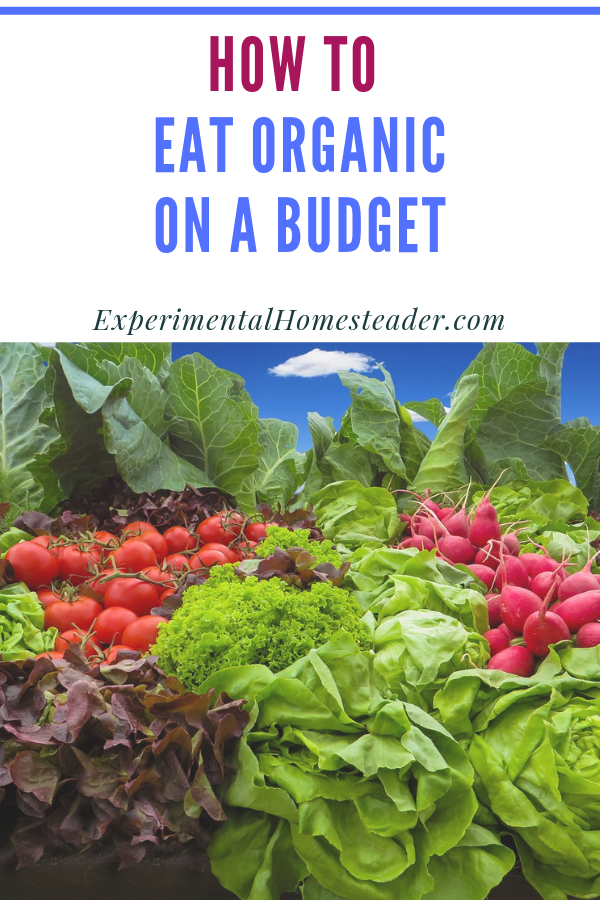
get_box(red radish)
[469,496,502,548]
[399,536,436,552]
[499,586,543,634]
[475,542,502,571]
[553,590,600,632]
[487,594,503,628]
[558,556,599,601]
[466,564,496,590]
[484,628,510,656]
[530,571,563,602]
[523,611,570,658]
[576,622,600,648]
[438,508,453,521]
[502,532,521,556]
[438,535,476,565]
[487,645,535,676]
[493,555,529,591]
[519,552,561,580]
[420,497,443,517]
[413,516,446,542]
[399,514,412,528]
[498,623,518,641]
[444,507,470,539]
[595,574,600,588]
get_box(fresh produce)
[3,341,600,900]
[0,650,248,867]
[436,663,600,900]
[0,583,57,659]
[153,565,371,692]
[204,633,515,900]
[5,541,59,591]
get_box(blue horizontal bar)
[1,5,600,13]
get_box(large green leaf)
[80,342,171,379]
[338,368,406,478]
[543,418,600,509]
[460,343,568,481]
[411,376,479,495]
[404,399,447,428]
[254,419,305,508]
[43,354,118,497]
[307,412,335,461]
[165,355,260,498]
[102,396,214,493]
[0,343,58,514]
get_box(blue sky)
[172,343,599,451]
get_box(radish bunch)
[397,491,600,677]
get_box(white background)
[1,10,599,340]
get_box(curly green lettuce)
[256,526,343,566]
[153,565,371,691]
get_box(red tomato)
[236,540,257,558]
[44,597,102,633]
[86,568,117,598]
[90,530,119,553]
[121,522,158,537]
[36,650,63,660]
[244,522,268,542]
[198,542,240,563]
[56,546,101,586]
[31,535,61,557]
[135,530,168,564]
[196,513,244,546]
[163,526,196,555]
[190,549,229,570]
[141,567,177,596]
[5,542,59,591]
[165,553,190,573]
[36,588,64,609]
[104,644,135,664]
[122,616,168,653]
[54,629,100,659]
[95,607,138,644]
[104,577,159,617]
[109,538,156,572]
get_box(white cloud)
[269,349,377,378]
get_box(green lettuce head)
[204,633,514,900]
[436,666,600,900]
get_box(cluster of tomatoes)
[4,512,267,662]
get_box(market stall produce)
[1,340,600,900]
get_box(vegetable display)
[2,340,600,900]
[204,633,514,900]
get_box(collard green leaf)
[404,399,447,428]
[79,342,171,380]
[102,396,214,493]
[397,406,431,483]
[460,343,568,482]
[166,355,260,498]
[41,353,118,497]
[0,343,58,515]
[411,376,479,495]
[254,418,305,508]
[543,418,600,509]
[318,443,375,488]
[338,368,406,478]
[308,412,335,461]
